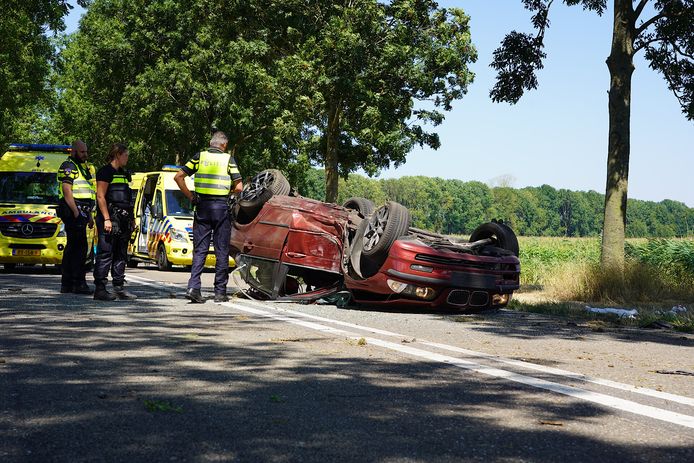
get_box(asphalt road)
[1,264,693,462]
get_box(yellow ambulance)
[0,144,96,270]
[127,166,226,270]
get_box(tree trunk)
[601,0,635,271]
[324,101,341,203]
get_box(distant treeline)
[294,169,693,238]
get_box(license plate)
[12,249,41,256]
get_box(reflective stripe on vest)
[59,158,95,201]
[107,172,131,205]
[194,151,232,195]
[88,163,97,201]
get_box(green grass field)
[514,236,694,332]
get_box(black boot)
[214,293,229,303]
[185,288,205,303]
[94,285,117,301]
[74,282,94,295]
[113,285,137,300]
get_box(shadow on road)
[0,272,692,462]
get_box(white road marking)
[126,274,694,429]
[238,299,694,407]
[225,301,694,430]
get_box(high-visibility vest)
[87,163,97,201]
[193,150,237,196]
[58,157,95,201]
[106,169,132,207]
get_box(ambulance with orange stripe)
[127,166,224,270]
[0,144,96,270]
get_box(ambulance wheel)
[127,259,139,268]
[156,245,172,271]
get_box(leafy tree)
[515,188,547,236]
[296,167,326,201]
[534,184,562,236]
[338,175,387,206]
[297,169,691,237]
[280,0,476,202]
[380,176,435,228]
[442,180,494,234]
[582,190,606,236]
[491,186,521,230]
[489,0,693,270]
[55,0,298,172]
[0,1,80,146]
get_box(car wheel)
[359,201,410,273]
[156,244,172,271]
[349,218,379,278]
[469,221,519,256]
[342,197,375,217]
[238,169,291,215]
[127,258,139,268]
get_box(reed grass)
[515,237,694,332]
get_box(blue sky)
[65,1,694,206]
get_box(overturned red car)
[229,170,520,310]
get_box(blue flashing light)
[161,164,182,171]
[9,143,71,153]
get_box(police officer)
[57,140,95,294]
[93,143,137,301]
[174,131,243,303]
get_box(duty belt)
[76,203,94,217]
[109,205,132,218]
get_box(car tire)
[469,221,519,256]
[342,197,375,217]
[238,169,291,215]
[127,258,139,268]
[156,244,172,271]
[359,201,410,273]
[349,219,379,278]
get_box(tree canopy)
[297,168,693,238]
[488,0,693,270]
[272,0,477,202]
[0,0,81,146]
[51,0,476,199]
[54,0,295,171]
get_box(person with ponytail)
[93,143,137,301]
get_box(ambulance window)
[165,189,193,217]
[153,191,163,218]
[0,172,59,204]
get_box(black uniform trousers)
[60,203,90,289]
[93,215,129,288]
[189,199,230,294]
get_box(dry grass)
[543,260,694,304]
[514,260,694,332]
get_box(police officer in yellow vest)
[57,139,96,295]
[174,131,243,303]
